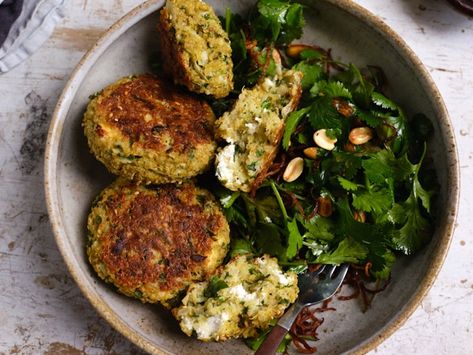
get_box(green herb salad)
[199,0,438,351]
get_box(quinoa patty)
[158,0,233,98]
[173,254,299,341]
[83,74,216,184]
[215,70,303,192]
[87,179,230,308]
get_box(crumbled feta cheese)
[228,284,256,301]
[216,144,238,184]
[275,271,290,286]
[174,255,299,341]
[245,122,258,134]
[263,77,275,91]
[195,315,223,339]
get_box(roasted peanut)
[313,129,337,151]
[286,44,313,58]
[283,157,304,182]
[354,210,366,223]
[303,147,318,159]
[317,196,333,217]
[332,98,354,118]
[349,127,373,145]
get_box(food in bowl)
[82,0,438,352]
[83,74,216,184]
[215,68,303,192]
[173,254,298,341]
[157,0,234,98]
[86,179,230,308]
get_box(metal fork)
[255,264,349,355]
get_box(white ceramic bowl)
[45,0,459,353]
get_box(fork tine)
[311,264,326,276]
[326,264,337,278]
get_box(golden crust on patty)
[157,0,233,98]
[87,179,230,308]
[83,74,216,184]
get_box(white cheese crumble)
[245,122,258,134]
[275,270,290,286]
[216,144,242,186]
[228,284,256,302]
[195,315,224,339]
[173,255,299,341]
[263,77,276,91]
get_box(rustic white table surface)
[0,0,471,354]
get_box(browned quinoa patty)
[83,74,216,184]
[157,0,233,98]
[87,179,230,308]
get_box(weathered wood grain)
[0,0,471,353]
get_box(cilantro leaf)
[226,209,249,231]
[356,108,384,128]
[335,198,391,263]
[300,48,324,60]
[293,62,325,90]
[282,107,310,150]
[390,194,431,255]
[300,215,335,241]
[381,113,409,156]
[370,250,395,280]
[254,195,283,223]
[310,80,352,100]
[414,172,431,213]
[316,238,368,264]
[411,144,432,213]
[362,149,396,184]
[204,276,229,298]
[251,0,304,45]
[362,149,412,184]
[337,176,359,191]
[334,64,374,108]
[323,151,362,180]
[229,238,254,258]
[372,91,398,111]
[300,215,333,258]
[387,145,433,254]
[253,222,287,260]
[351,65,375,108]
[308,96,345,132]
[286,217,303,259]
[352,187,393,215]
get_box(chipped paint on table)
[0,0,471,354]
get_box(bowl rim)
[44,0,460,354]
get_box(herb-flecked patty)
[215,70,303,192]
[173,254,299,341]
[87,179,230,308]
[83,74,216,184]
[157,0,233,98]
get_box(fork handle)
[254,325,288,355]
[255,303,302,355]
